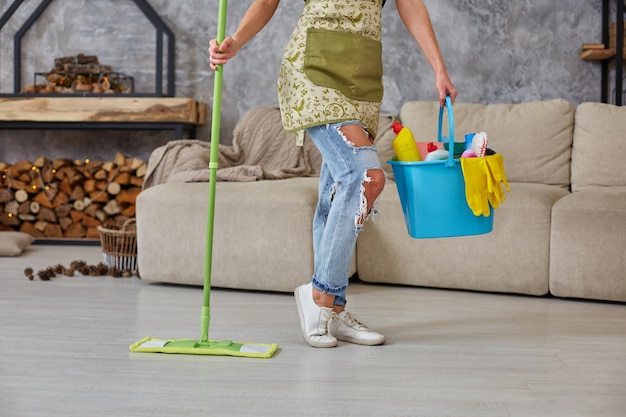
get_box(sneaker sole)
[335,334,386,346]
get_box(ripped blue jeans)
[306,121,385,307]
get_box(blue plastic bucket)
[388,97,493,239]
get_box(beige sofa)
[136,99,626,303]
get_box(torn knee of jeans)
[336,126,355,147]
[336,125,372,150]
[354,169,383,233]
[354,172,373,231]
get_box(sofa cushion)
[571,102,626,192]
[136,177,356,292]
[550,186,626,302]
[394,99,574,188]
[357,182,569,296]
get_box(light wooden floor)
[1,244,625,417]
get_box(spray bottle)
[392,121,421,162]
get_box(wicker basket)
[97,218,138,274]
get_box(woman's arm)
[396,0,457,105]
[209,0,280,70]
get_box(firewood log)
[44,223,63,238]
[121,204,135,217]
[33,191,54,209]
[89,190,109,203]
[95,180,107,191]
[69,185,85,201]
[81,215,100,228]
[53,191,69,207]
[33,157,51,169]
[103,200,121,216]
[30,201,41,214]
[107,182,121,196]
[43,169,56,184]
[130,176,144,187]
[9,160,32,178]
[15,189,29,203]
[18,201,31,214]
[59,216,73,231]
[114,152,126,167]
[37,207,57,223]
[114,171,131,185]
[128,158,144,171]
[86,227,100,239]
[116,188,141,205]
[19,172,33,184]
[1,213,20,227]
[4,200,19,216]
[0,188,13,202]
[59,177,73,195]
[20,222,43,237]
[95,209,108,222]
[83,179,97,193]
[102,161,115,172]
[70,210,84,223]
[135,163,147,178]
[64,222,86,238]
[53,158,74,171]
[83,203,100,218]
[34,221,48,233]
[6,178,27,190]
[18,214,36,222]
[54,204,70,218]
[94,169,108,181]
[73,199,85,211]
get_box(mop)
[130,0,279,359]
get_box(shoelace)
[339,311,369,331]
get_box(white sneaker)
[294,283,338,348]
[330,311,386,346]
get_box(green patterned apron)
[279,0,384,145]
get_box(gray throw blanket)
[143,106,395,190]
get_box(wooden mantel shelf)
[0,97,207,139]
[0,97,207,124]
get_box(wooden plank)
[579,48,616,61]
[581,43,605,50]
[0,97,206,124]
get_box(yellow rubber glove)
[485,154,510,205]
[460,157,491,217]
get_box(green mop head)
[130,337,279,359]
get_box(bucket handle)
[437,95,455,168]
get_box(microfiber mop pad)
[130,337,279,359]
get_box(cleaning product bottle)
[392,121,421,161]
[424,142,449,161]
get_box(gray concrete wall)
[0,0,607,163]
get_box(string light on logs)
[0,153,146,238]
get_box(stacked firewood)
[0,153,146,239]
[20,53,130,94]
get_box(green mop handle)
[201,0,228,343]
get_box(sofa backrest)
[377,99,574,188]
[571,102,626,192]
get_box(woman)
[209,0,457,348]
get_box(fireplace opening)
[0,0,175,97]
